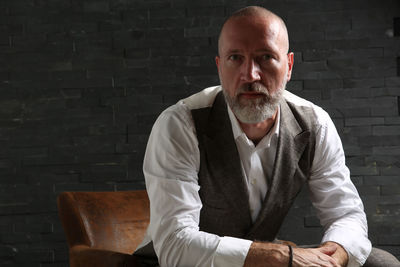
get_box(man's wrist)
[244,242,291,267]
[287,245,293,267]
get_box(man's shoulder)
[180,86,222,110]
[155,86,222,129]
[283,90,331,126]
[283,90,319,110]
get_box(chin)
[235,106,277,124]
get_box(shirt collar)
[227,104,280,149]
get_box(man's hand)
[320,242,349,267]
[292,245,340,267]
[244,242,345,267]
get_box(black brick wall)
[0,0,399,266]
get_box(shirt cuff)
[322,228,371,266]
[214,236,252,267]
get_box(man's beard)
[223,80,286,124]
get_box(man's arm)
[309,109,372,267]
[144,104,252,267]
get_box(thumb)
[318,244,337,256]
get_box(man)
[135,6,398,267]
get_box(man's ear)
[215,56,220,69]
[286,52,294,81]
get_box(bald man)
[134,6,398,267]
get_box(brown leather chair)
[57,190,150,267]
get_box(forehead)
[219,15,285,54]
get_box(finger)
[318,245,337,256]
[321,253,341,267]
[315,257,339,267]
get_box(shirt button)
[251,178,256,185]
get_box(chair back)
[57,190,149,255]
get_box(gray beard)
[223,81,286,124]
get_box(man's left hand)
[320,242,349,267]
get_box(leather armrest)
[70,245,142,267]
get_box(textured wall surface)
[0,0,399,266]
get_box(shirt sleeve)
[309,110,372,266]
[143,103,252,267]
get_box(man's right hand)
[292,245,341,267]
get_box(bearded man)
[134,6,399,267]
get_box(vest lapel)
[246,98,311,238]
[202,93,252,226]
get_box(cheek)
[219,67,237,88]
[262,65,287,85]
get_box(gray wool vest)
[134,90,320,261]
[191,91,317,241]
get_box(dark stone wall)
[0,0,398,265]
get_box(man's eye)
[261,54,273,60]
[228,54,240,61]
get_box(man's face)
[216,15,294,124]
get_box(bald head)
[218,6,289,55]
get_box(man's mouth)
[239,92,265,99]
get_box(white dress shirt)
[227,104,280,223]
[136,86,371,267]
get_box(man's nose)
[240,59,261,82]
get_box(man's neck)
[238,110,278,145]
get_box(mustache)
[237,82,269,95]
